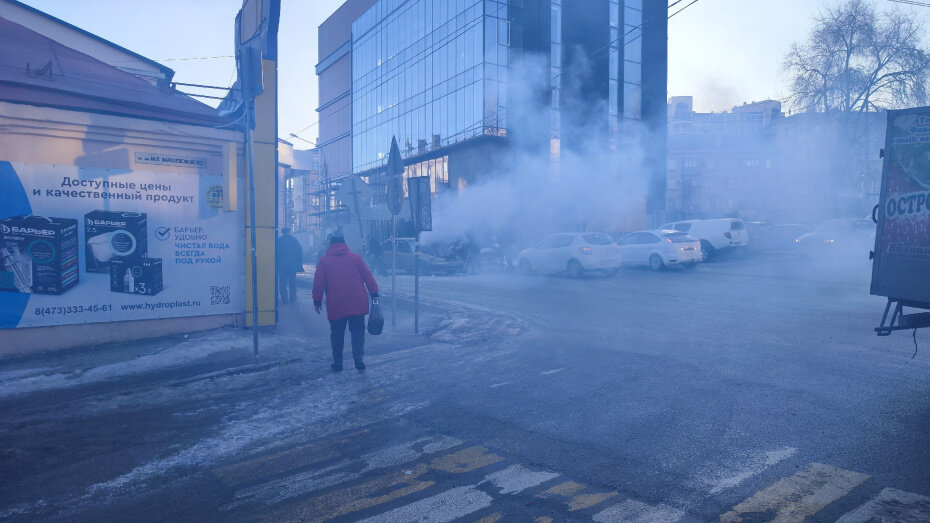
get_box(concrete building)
[0,0,174,87]
[316,0,379,184]
[317,0,668,236]
[0,2,283,354]
[667,96,884,223]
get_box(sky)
[17,0,930,148]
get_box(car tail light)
[579,246,592,255]
[724,232,732,239]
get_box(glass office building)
[352,0,510,177]
[333,0,666,213]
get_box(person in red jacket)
[312,234,379,371]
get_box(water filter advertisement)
[0,162,244,328]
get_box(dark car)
[379,238,464,275]
[794,219,874,260]
[749,224,811,253]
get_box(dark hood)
[326,243,350,256]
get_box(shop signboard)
[0,162,244,328]
[871,108,930,304]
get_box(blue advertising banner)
[0,162,244,328]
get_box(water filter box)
[109,257,162,295]
[0,215,79,295]
[84,211,147,273]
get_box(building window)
[497,20,510,46]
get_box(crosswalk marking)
[836,487,930,522]
[212,441,341,486]
[430,446,503,473]
[360,436,462,473]
[355,486,493,522]
[224,435,463,510]
[225,460,356,509]
[702,447,798,495]
[719,463,870,523]
[485,464,559,495]
[593,499,685,523]
[536,480,618,511]
[268,463,435,522]
[474,513,502,523]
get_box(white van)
[660,218,749,260]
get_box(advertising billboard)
[871,108,930,304]
[0,161,244,328]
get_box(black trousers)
[278,271,297,302]
[330,313,366,365]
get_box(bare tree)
[784,0,930,113]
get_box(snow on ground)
[0,329,263,399]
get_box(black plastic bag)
[368,300,384,335]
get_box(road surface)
[1,254,928,521]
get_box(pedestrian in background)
[312,233,379,371]
[366,235,384,275]
[276,227,303,304]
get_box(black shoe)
[355,360,366,371]
[331,363,343,372]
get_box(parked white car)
[617,230,702,270]
[660,218,749,260]
[517,232,621,278]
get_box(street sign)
[387,177,403,215]
[407,176,432,232]
[386,137,404,215]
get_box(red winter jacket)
[312,242,379,321]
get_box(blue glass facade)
[352,0,511,174]
[622,0,642,121]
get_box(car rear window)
[663,232,696,243]
[583,233,614,245]
[731,221,745,230]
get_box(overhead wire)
[888,0,930,7]
[550,0,701,85]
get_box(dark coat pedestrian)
[312,235,379,371]
[276,228,304,303]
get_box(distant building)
[317,0,669,237]
[667,96,884,223]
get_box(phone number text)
[34,304,113,317]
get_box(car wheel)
[649,254,664,271]
[700,240,716,261]
[567,259,584,278]
[603,268,619,277]
[519,260,534,275]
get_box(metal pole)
[350,176,365,246]
[391,215,396,328]
[246,100,259,358]
[414,232,419,334]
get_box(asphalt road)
[2,253,929,522]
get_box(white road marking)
[720,463,870,522]
[593,499,685,523]
[226,435,463,509]
[484,464,559,495]
[540,368,564,375]
[489,382,509,388]
[224,461,355,508]
[356,485,493,523]
[836,487,930,522]
[422,436,464,454]
[360,438,431,473]
[703,447,798,495]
